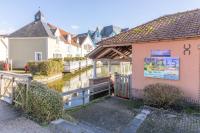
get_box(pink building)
[88,9,200,100]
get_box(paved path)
[67,97,139,133]
[0,100,20,121]
[0,100,50,133]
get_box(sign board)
[144,57,179,80]
[151,50,171,57]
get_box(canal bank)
[47,64,131,108]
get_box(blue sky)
[1,0,200,34]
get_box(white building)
[0,35,8,61]
[8,11,93,68]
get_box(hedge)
[16,81,63,123]
[0,61,4,70]
[144,83,183,108]
[28,59,64,76]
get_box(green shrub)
[28,60,64,76]
[144,83,183,108]
[28,62,40,75]
[27,81,63,123]
[0,61,4,70]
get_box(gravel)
[137,109,200,133]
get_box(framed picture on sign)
[144,57,180,80]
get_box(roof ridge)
[98,8,200,45]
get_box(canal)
[48,64,131,108]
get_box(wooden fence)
[114,73,132,99]
[0,71,32,109]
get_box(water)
[48,64,131,108]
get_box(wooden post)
[128,74,132,98]
[93,60,97,78]
[108,60,111,75]
[0,75,3,97]
[114,72,118,96]
[26,76,32,110]
[82,90,85,105]
[11,77,15,104]
[108,80,111,96]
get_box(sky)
[1,0,200,34]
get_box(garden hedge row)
[28,59,64,76]
[0,61,4,70]
[23,81,63,123]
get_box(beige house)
[9,11,92,68]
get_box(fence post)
[11,77,15,104]
[0,75,3,97]
[26,76,32,110]
[128,75,132,99]
[82,89,85,105]
[108,80,111,96]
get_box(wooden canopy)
[87,43,132,62]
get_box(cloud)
[70,25,80,30]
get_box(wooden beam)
[102,43,132,47]
[110,48,129,59]
[95,58,132,62]
[96,48,112,59]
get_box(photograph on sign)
[144,57,179,80]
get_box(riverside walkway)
[0,100,50,133]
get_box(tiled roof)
[9,20,55,38]
[100,25,122,38]
[78,36,87,45]
[98,9,200,45]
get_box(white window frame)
[35,52,42,61]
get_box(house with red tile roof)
[88,9,200,100]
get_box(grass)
[62,96,110,122]
[11,69,29,74]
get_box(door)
[114,73,132,99]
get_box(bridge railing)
[62,81,111,109]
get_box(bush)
[0,61,4,70]
[28,60,64,76]
[144,83,183,108]
[26,81,63,123]
[28,62,40,75]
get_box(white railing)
[64,59,92,72]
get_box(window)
[35,52,42,61]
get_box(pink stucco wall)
[132,39,200,100]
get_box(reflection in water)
[48,64,131,108]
